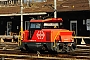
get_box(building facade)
[0,0,90,38]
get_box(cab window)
[43,22,63,29]
[30,23,41,28]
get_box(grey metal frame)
[7,22,12,35]
[70,21,77,35]
[25,21,30,30]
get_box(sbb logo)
[36,31,45,39]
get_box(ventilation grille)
[46,32,51,41]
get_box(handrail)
[73,36,90,39]
[18,31,22,46]
[0,35,18,39]
[73,36,90,44]
[53,31,60,47]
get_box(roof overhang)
[0,12,47,16]
[0,0,7,1]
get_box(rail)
[73,36,90,44]
[0,54,75,60]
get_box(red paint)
[22,29,73,43]
[60,32,73,42]
[22,30,29,40]
[30,18,63,23]
[22,30,51,42]
[22,18,73,43]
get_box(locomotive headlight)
[59,41,61,42]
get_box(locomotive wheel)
[24,44,30,51]
[62,43,76,53]
[24,44,34,52]
[20,47,26,51]
[41,45,48,52]
[72,43,77,50]
[42,46,46,50]
[62,43,70,53]
[43,44,49,50]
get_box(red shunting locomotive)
[20,18,76,53]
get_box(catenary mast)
[21,0,23,40]
[54,0,57,18]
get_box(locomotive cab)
[29,18,63,39]
[20,18,76,53]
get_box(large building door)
[70,21,77,35]
[0,20,6,35]
[7,22,12,35]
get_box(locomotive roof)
[30,18,63,23]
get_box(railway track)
[0,44,90,60]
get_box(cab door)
[25,21,30,30]
[29,23,41,39]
